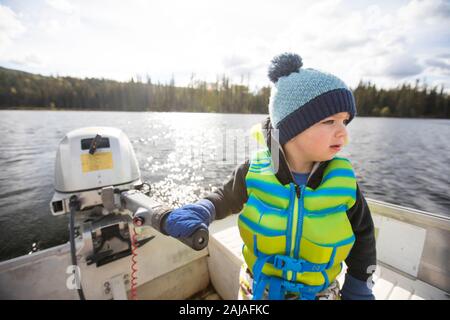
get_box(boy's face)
[284,112,350,163]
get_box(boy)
[164,53,377,300]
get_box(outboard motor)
[49,127,208,298]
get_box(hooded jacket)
[204,116,376,282]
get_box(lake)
[0,110,449,262]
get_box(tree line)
[0,66,448,118]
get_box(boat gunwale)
[367,198,450,231]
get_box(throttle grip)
[177,227,209,251]
[131,204,209,251]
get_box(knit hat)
[268,53,357,145]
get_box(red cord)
[130,227,138,300]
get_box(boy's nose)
[335,124,347,138]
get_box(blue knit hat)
[268,53,357,145]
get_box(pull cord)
[130,226,139,300]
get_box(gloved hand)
[341,273,375,300]
[164,199,216,238]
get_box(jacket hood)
[259,116,330,188]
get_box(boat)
[0,127,448,300]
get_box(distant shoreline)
[1,107,449,120]
[2,66,449,119]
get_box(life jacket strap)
[251,254,330,300]
[252,272,327,300]
[273,255,328,273]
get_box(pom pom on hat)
[268,53,303,83]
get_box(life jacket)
[237,125,357,300]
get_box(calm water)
[0,110,449,262]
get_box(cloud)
[360,52,425,81]
[398,0,450,25]
[321,0,450,87]
[426,58,450,70]
[382,54,424,78]
[437,53,450,59]
[0,5,25,49]
[10,53,43,67]
[222,55,266,80]
[425,57,450,75]
[223,55,251,69]
[45,0,75,14]
[0,0,448,91]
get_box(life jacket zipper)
[293,184,306,282]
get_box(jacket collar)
[260,116,331,189]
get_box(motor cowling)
[50,127,141,215]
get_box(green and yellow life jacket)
[238,126,357,300]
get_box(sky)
[1,0,449,92]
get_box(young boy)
[164,53,377,300]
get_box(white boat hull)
[0,199,449,300]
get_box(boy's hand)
[164,199,216,238]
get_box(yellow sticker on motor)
[81,152,114,173]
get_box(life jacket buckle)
[274,255,305,273]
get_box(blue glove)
[341,273,375,300]
[164,199,216,238]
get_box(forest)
[1,66,448,118]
